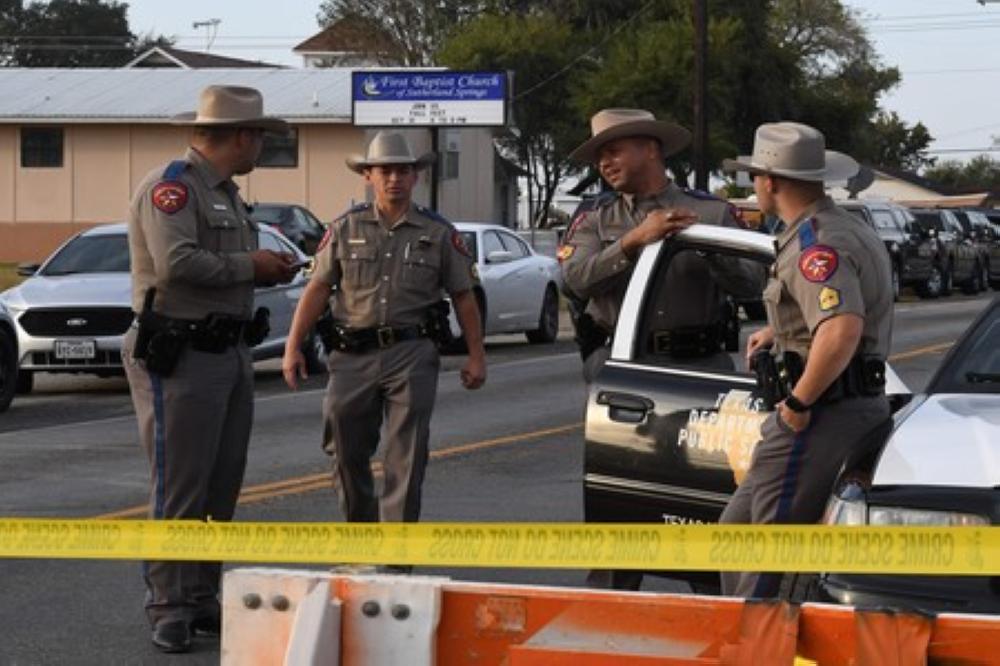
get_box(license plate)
[54,339,96,360]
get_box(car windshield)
[41,234,130,275]
[912,212,944,233]
[928,302,1000,394]
[250,206,293,226]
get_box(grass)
[0,263,23,292]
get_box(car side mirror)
[16,263,40,277]
[486,250,514,264]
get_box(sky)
[125,0,1000,167]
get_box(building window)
[21,127,64,168]
[440,129,460,180]
[258,128,298,168]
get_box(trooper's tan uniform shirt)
[311,202,475,324]
[561,182,755,333]
[765,195,893,361]
[128,147,258,320]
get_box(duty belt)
[135,313,249,353]
[331,323,431,353]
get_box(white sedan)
[449,222,562,344]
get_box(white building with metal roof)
[0,69,509,262]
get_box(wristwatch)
[784,394,811,413]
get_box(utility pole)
[692,0,708,191]
[192,18,221,52]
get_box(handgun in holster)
[244,307,270,347]
[573,311,610,362]
[133,288,186,377]
[426,300,455,349]
[750,347,782,411]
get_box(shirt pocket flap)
[341,245,378,262]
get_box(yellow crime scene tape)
[1,519,997,574]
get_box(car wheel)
[917,265,942,299]
[0,331,16,412]
[301,329,329,375]
[15,368,33,395]
[940,263,953,296]
[961,263,983,295]
[526,286,559,344]
[890,264,900,301]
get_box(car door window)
[872,210,898,232]
[258,230,286,253]
[499,232,529,259]
[634,243,771,375]
[483,231,505,261]
[459,231,479,263]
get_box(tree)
[924,156,1000,192]
[855,111,934,172]
[317,0,487,66]
[1,0,157,67]
[439,12,590,228]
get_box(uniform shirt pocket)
[338,245,378,287]
[207,213,243,252]
[402,241,441,285]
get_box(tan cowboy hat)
[171,85,288,134]
[568,108,691,163]
[346,130,436,174]
[723,122,858,183]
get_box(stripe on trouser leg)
[151,373,166,519]
[751,411,815,598]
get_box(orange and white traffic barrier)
[220,568,1000,665]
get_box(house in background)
[0,68,513,262]
[293,17,406,68]
[124,45,284,69]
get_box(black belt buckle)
[376,326,395,349]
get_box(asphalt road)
[0,291,994,664]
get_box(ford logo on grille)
[66,318,88,327]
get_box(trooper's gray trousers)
[719,395,890,598]
[122,327,253,626]
[321,338,440,523]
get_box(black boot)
[152,619,192,653]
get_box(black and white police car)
[583,223,998,610]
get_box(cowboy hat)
[346,130,436,174]
[568,108,691,163]
[171,85,288,134]
[722,122,858,183]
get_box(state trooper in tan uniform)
[563,109,763,590]
[123,86,298,653]
[561,109,762,383]
[283,131,486,547]
[720,122,893,598]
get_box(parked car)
[0,301,17,412]
[953,209,993,292]
[839,200,933,301]
[449,222,562,344]
[249,203,327,255]
[909,208,982,296]
[983,211,1000,290]
[583,224,908,591]
[820,296,1000,613]
[0,223,325,393]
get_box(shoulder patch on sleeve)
[151,181,188,214]
[798,245,839,283]
[819,286,841,311]
[557,244,576,262]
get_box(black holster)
[132,288,186,377]
[751,348,782,411]
[425,300,455,349]
[244,307,270,347]
[574,311,610,362]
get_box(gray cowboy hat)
[171,85,288,134]
[346,130,436,174]
[568,108,692,163]
[723,122,858,183]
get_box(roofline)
[0,117,352,124]
[123,47,190,69]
